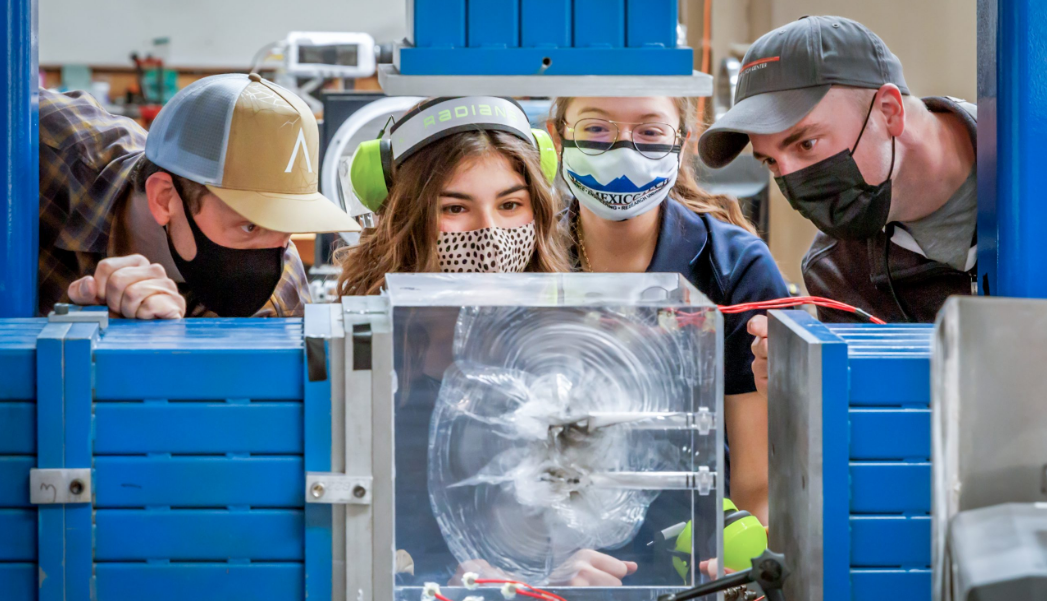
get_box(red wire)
[434,593,453,601]
[474,579,567,601]
[675,296,886,325]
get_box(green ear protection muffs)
[670,498,769,581]
[349,96,557,213]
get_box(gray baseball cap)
[698,16,909,168]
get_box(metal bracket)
[48,303,109,330]
[696,466,716,496]
[306,472,372,505]
[29,468,92,504]
[696,407,716,436]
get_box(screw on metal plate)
[311,482,326,499]
[353,485,367,499]
[54,303,70,315]
[69,480,84,495]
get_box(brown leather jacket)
[801,97,977,323]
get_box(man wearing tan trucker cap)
[38,73,359,318]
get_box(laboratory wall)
[39,0,406,68]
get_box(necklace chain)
[574,216,594,273]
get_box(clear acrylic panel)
[388,273,723,601]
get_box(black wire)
[883,222,914,323]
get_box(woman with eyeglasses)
[550,97,788,531]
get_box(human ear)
[145,171,179,227]
[878,84,906,138]
[547,121,563,154]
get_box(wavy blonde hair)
[550,97,757,235]
[336,129,571,296]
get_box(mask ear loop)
[851,94,880,155]
[853,93,898,184]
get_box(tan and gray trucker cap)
[145,73,360,233]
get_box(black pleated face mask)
[166,193,284,317]
[774,96,895,241]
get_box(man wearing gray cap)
[698,16,976,394]
[38,73,360,319]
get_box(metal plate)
[29,468,91,505]
[378,64,713,97]
[305,473,372,505]
[932,297,1047,597]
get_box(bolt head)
[311,482,325,498]
[353,485,367,498]
[69,479,84,495]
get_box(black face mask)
[166,194,284,317]
[774,96,896,241]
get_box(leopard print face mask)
[436,221,537,273]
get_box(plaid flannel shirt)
[38,88,311,317]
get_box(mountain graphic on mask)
[568,171,669,193]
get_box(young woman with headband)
[551,96,789,526]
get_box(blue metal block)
[574,0,625,48]
[0,0,39,317]
[397,46,693,76]
[772,314,935,600]
[850,516,932,567]
[806,316,854,600]
[851,569,932,601]
[94,401,303,454]
[94,456,304,508]
[0,318,44,399]
[0,508,36,560]
[626,0,677,48]
[850,462,932,514]
[850,409,931,460]
[94,319,303,400]
[0,402,35,454]
[468,0,519,48]
[0,456,33,506]
[848,356,931,406]
[411,0,466,48]
[977,0,1047,297]
[521,0,571,47]
[95,563,304,601]
[304,335,332,601]
[94,509,304,561]
[0,563,35,601]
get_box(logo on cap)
[284,128,313,174]
[741,56,781,76]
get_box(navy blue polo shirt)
[647,198,789,396]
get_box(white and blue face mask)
[561,145,681,221]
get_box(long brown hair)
[550,97,757,235]
[336,129,571,296]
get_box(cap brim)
[698,85,832,168]
[207,186,362,234]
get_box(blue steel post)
[0,0,39,317]
[36,323,70,601]
[978,0,1047,297]
[64,323,99,601]
[304,336,332,601]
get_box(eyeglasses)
[564,118,684,160]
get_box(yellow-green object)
[671,498,769,581]
[349,139,389,212]
[672,520,693,581]
[722,500,768,572]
